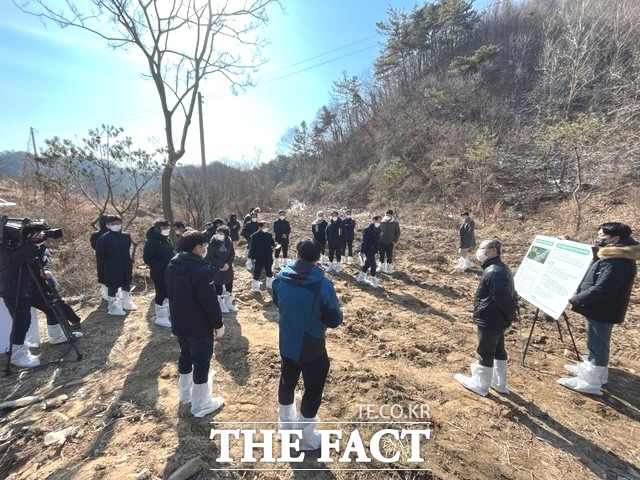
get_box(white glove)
[245,258,253,271]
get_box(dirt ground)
[1,206,639,480]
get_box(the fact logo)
[209,403,432,466]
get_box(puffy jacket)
[325,218,344,248]
[273,218,291,244]
[0,243,41,298]
[249,230,275,263]
[342,217,356,242]
[473,256,519,331]
[165,252,223,337]
[143,227,174,281]
[206,237,235,285]
[227,216,241,241]
[311,219,328,244]
[460,218,476,249]
[95,230,133,289]
[361,223,381,255]
[272,259,343,362]
[241,220,260,241]
[569,238,640,324]
[89,215,109,251]
[379,218,400,245]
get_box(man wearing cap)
[311,211,328,264]
[325,210,344,273]
[358,215,382,288]
[273,210,291,270]
[341,210,356,264]
[378,209,401,274]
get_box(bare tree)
[16,0,279,224]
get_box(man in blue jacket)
[559,222,640,395]
[454,238,520,396]
[166,231,225,417]
[272,237,343,451]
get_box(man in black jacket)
[559,222,640,395]
[454,238,519,396]
[143,220,174,328]
[325,211,344,273]
[166,231,225,417]
[89,214,109,300]
[311,211,328,264]
[249,222,276,292]
[341,209,356,264]
[458,211,476,271]
[273,210,291,270]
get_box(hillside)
[1,197,639,479]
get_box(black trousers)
[253,259,274,281]
[275,241,289,258]
[379,243,394,263]
[177,335,214,384]
[107,286,131,297]
[361,252,377,277]
[3,295,59,345]
[328,245,341,262]
[278,351,330,418]
[215,282,233,295]
[152,275,168,306]
[342,240,353,257]
[476,327,508,367]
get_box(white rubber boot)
[454,363,492,396]
[274,258,280,270]
[325,262,333,272]
[162,298,171,318]
[154,304,171,327]
[557,362,605,395]
[47,324,83,345]
[108,297,126,316]
[191,377,224,417]
[380,262,387,273]
[356,271,366,282]
[370,276,379,288]
[340,257,346,264]
[246,258,253,271]
[10,344,40,368]
[100,284,109,301]
[121,291,138,310]
[278,402,298,430]
[321,255,328,264]
[334,262,342,273]
[347,256,353,264]
[563,355,607,384]
[490,360,509,394]
[178,372,193,404]
[266,277,274,289]
[251,280,261,292]
[386,263,394,274]
[224,293,238,312]
[297,415,321,451]
[218,295,230,314]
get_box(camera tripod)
[4,261,83,375]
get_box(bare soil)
[1,205,639,480]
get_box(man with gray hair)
[454,238,520,396]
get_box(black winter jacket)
[361,223,381,255]
[206,237,235,285]
[312,219,328,244]
[143,227,174,281]
[569,238,640,324]
[325,218,344,248]
[249,230,275,263]
[165,252,223,337]
[0,243,41,298]
[274,218,291,244]
[227,216,241,241]
[342,217,356,242]
[95,231,133,289]
[473,256,519,331]
[459,217,476,249]
[241,220,260,242]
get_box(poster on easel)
[514,235,594,319]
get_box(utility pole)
[30,127,40,173]
[198,92,210,226]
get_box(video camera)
[0,215,63,249]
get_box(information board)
[514,235,594,319]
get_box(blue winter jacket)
[272,259,343,362]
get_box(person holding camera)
[0,232,82,368]
[95,215,137,316]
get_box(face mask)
[384,216,391,221]
[279,216,285,220]
[346,215,351,219]
[109,224,122,232]
[262,227,269,233]
[332,216,338,221]
[476,249,488,263]
[215,233,225,241]
[374,222,381,228]
[161,229,170,237]
[251,217,257,222]
[595,237,608,247]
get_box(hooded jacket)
[227,215,241,241]
[311,218,328,244]
[361,223,381,255]
[272,259,343,362]
[241,219,260,241]
[473,256,519,331]
[569,237,640,324]
[206,236,235,285]
[143,226,174,281]
[325,217,344,248]
[379,217,400,245]
[95,229,133,289]
[165,251,223,337]
[249,229,275,263]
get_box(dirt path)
[1,211,639,480]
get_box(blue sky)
[0,1,488,165]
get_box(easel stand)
[521,308,581,366]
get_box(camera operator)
[0,231,82,368]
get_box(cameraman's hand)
[214,325,225,341]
